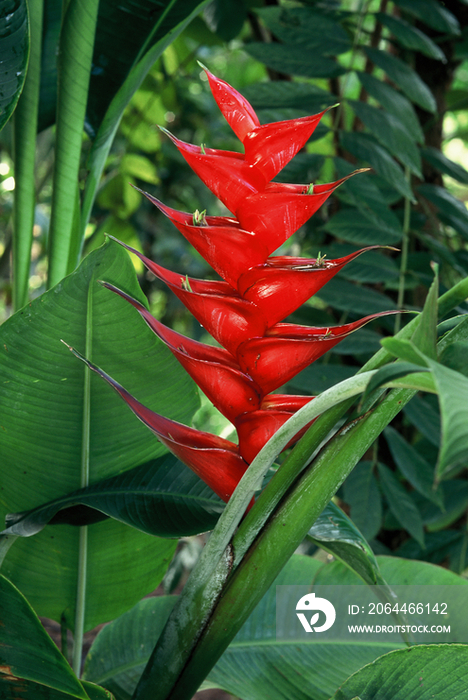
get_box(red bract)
[91,69,398,505]
[64,345,249,504]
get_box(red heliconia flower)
[105,237,267,356]
[101,282,263,423]
[235,395,314,463]
[133,192,269,288]
[202,65,330,182]
[236,313,398,395]
[87,68,400,506]
[235,176,368,252]
[160,130,264,213]
[64,345,249,504]
[236,247,386,327]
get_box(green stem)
[151,386,416,700]
[72,285,93,676]
[12,0,43,311]
[47,0,100,288]
[395,166,412,333]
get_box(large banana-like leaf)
[0,239,199,631]
[0,0,29,131]
[83,555,468,700]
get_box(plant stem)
[12,0,43,311]
[152,385,416,700]
[72,285,93,675]
[395,166,412,333]
[47,0,100,288]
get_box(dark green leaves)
[340,132,413,199]
[2,454,223,540]
[363,47,436,113]
[0,0,29,131]
[0,574,104,700]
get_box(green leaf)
[288,363,356,395]
[440,341,468,378]
[380,337,428,365]
[0,574,89,699]
[332,645,468,700]
[333,160,404,239]
[84,556,399,700]
[242,80,337,113]
[421,147,468,184]
[384,427,442,506]
[330,328,382,356]
[343,462,382,541]
[362,361,430,401]
[376,12,446,61]
[308,502,384,585]
[418,184,468,240]
[87,0,208,135]
[348,100,422,177]
[426,360,468,481]
[411,267,438,360]
[363,47,436,113]
[244,42,346,79]
[0,240,199,630]
[2,455,223,540]
[392,0,460,36]
[377,463,425,547]
[403,394,440,447]
[326,244,399,284]
[0,0,29,132]
[255,6,351,55]
[202,0,247,41]
[356,72,423,144]
[422,480,468,532]
[323,209,402,246]
[340,132,413,200]
[317,276,397,315]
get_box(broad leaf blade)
[377,463,425,547]
[343,462,382,541]
[2,455,223,539]
[308,502,383,585]
[0,239,198,630]
[0,0,29,132]
[332,645,468,700]
[0,574,89,699]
